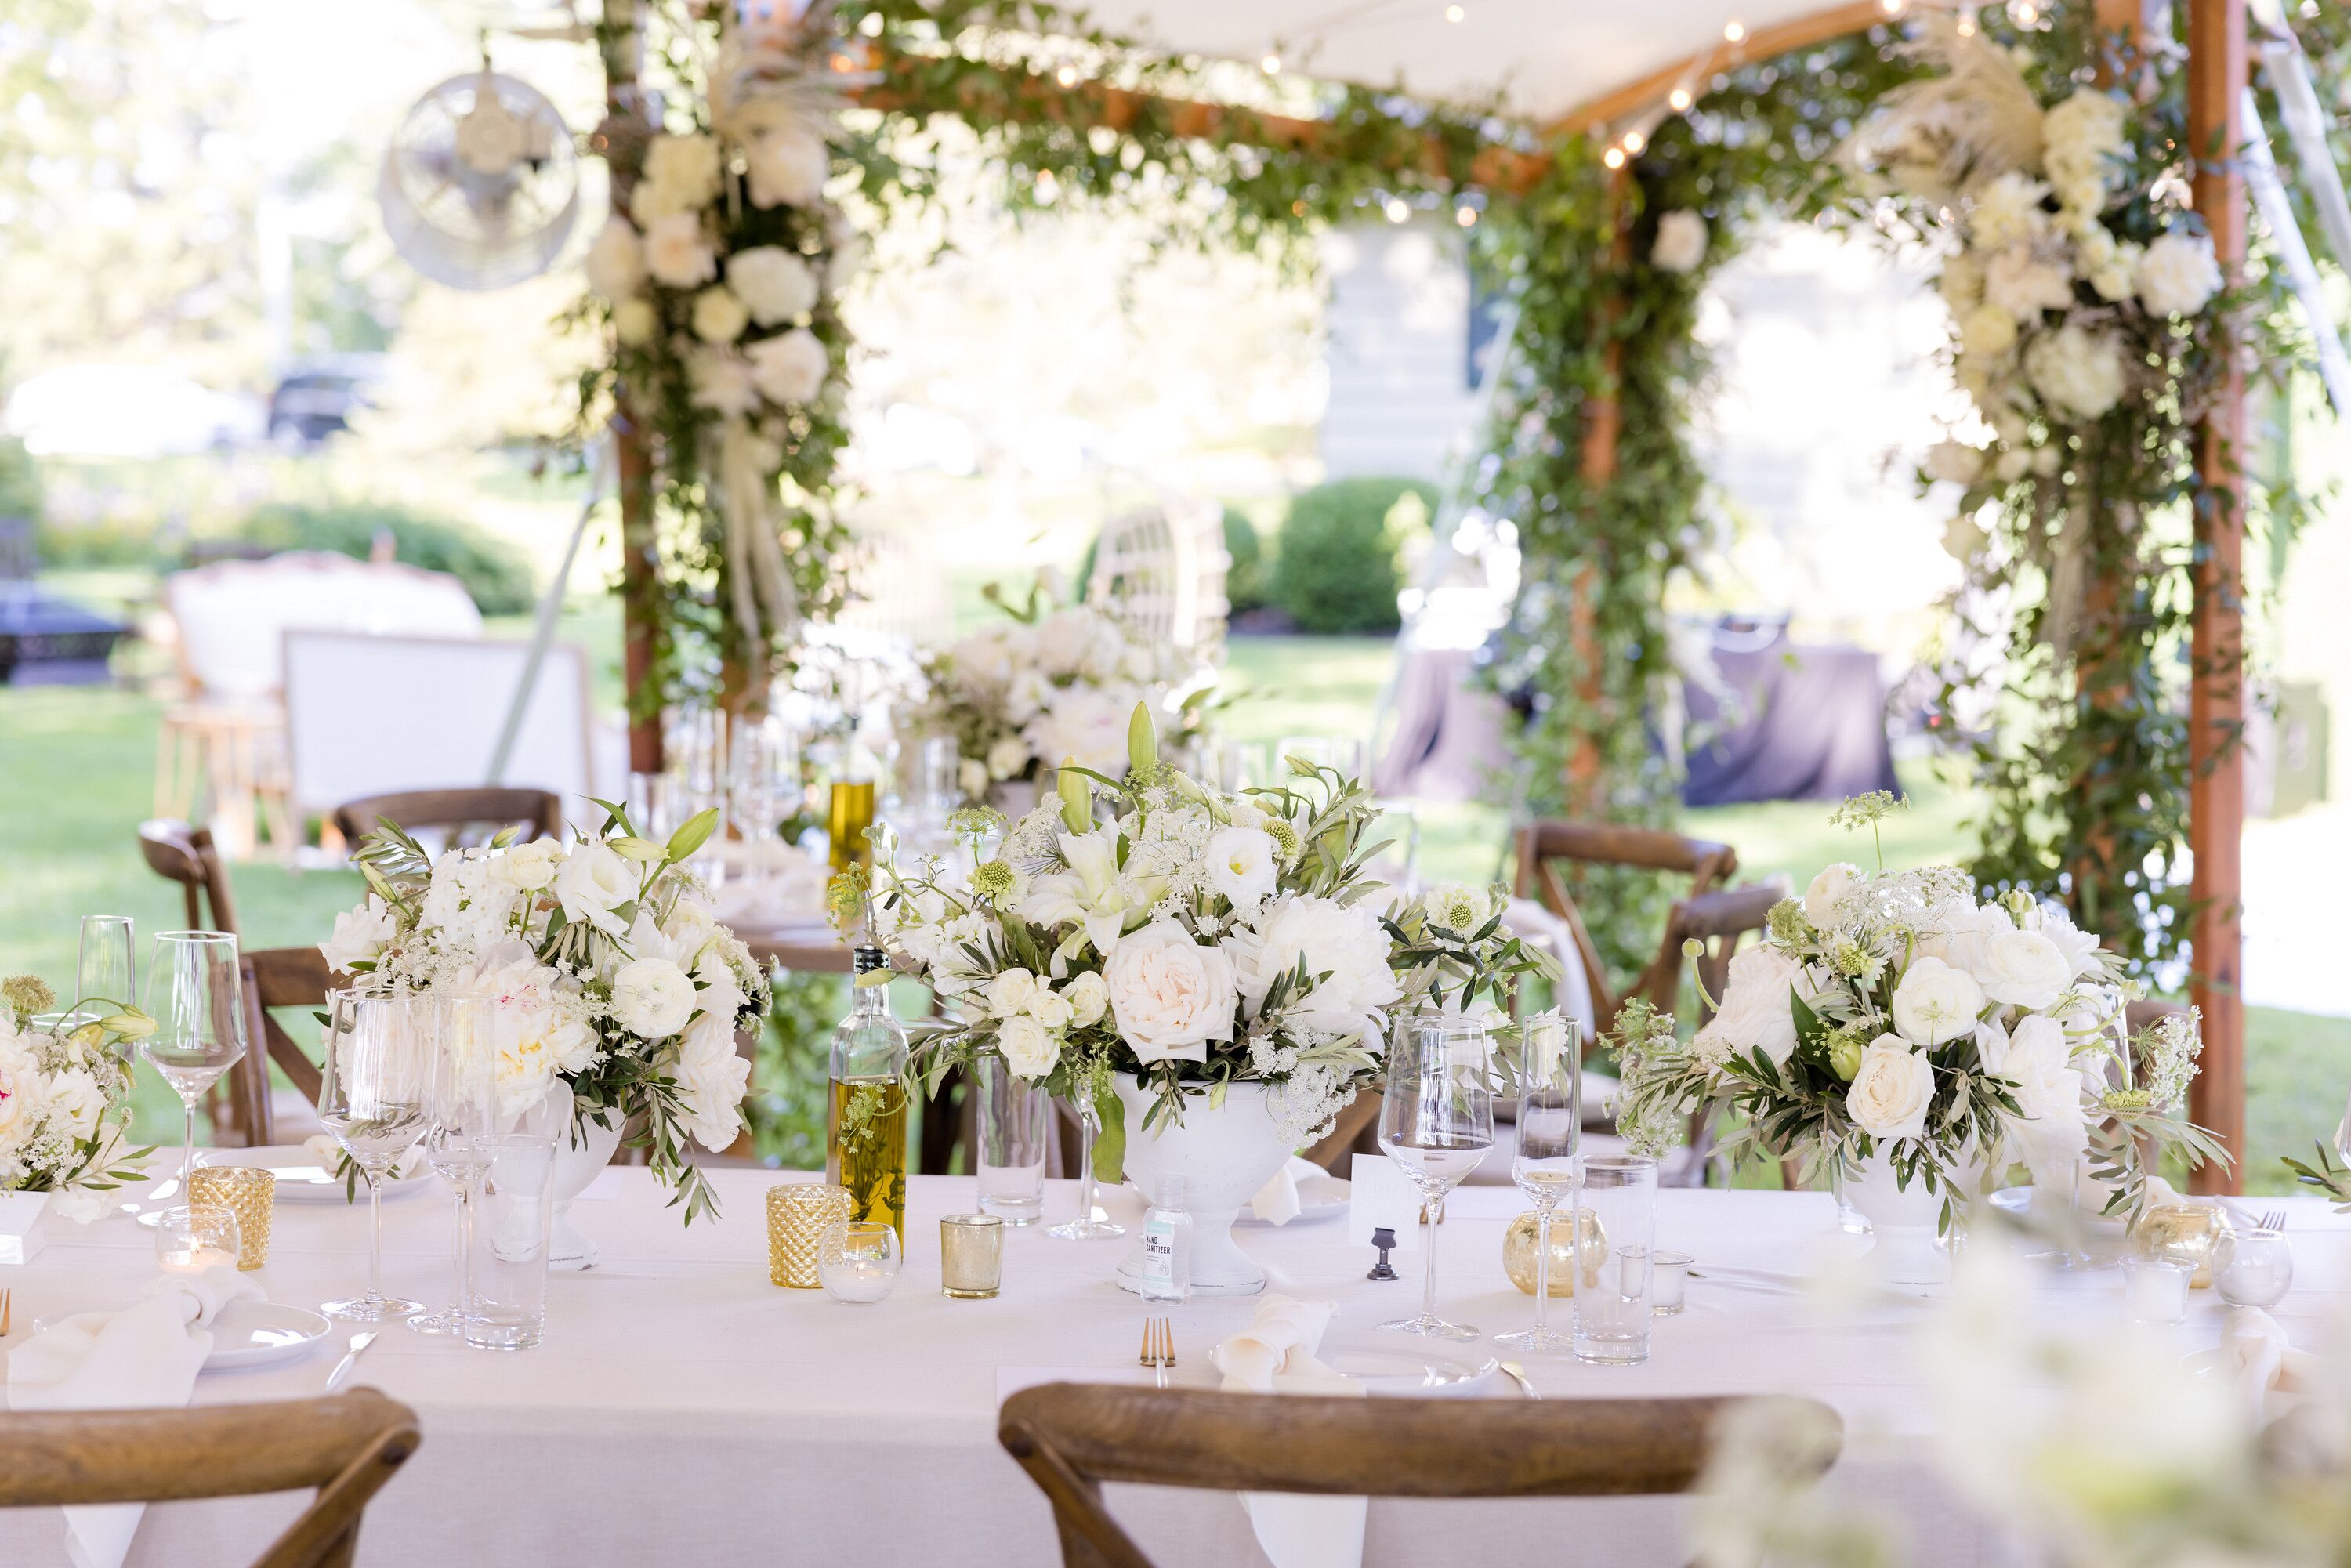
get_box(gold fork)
[1137,1316,1176,1385]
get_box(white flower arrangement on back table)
[872,705,1557,1159]
[0,973,154,1221]
[323,807,770,1223]
[1611,792,2225,1228]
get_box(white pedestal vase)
[1844,1146,1961,1285]
[0,1190,51,1265]
[1112,1078,1295,1297]
[548,1112,625,1272]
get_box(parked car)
[266,354,389,447]
[4,364,265,458]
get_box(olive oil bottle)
[827,947,909,1239]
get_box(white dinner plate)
[205,1301,333,1370]
[240,1147,433,1204]
[1236,1175,1349,1226]
[1319,1333,1498,1397]
[1987,1186,2128,1237]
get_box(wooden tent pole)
[603,0,663,776]
[2186,0,2248,1192]
[1568,168,1631,813]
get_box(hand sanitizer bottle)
[1137,1175,1192,1302]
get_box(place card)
[1346,1153,1423,1250]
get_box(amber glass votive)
[770,1184,853,1288]
[940,1212,1005,1299]
[187,1167,274,1270]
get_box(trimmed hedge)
[1269,477,1435,635]
[235,503,538,616]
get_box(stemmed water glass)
[139,932,246,1218]
[1497,1012,1581,1354]
[1379,1016,1494,1339]
[1047,1094,1124,1240]
[319,988,431,1321]
[77,914,136,1023]
[409,995,498,1336]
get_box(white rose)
[1206,827,1280,908]
[690,284,750,344]
[1063,971,1109,1028]
[1846,1035,1936,1141]
[636,132,723,216]
[583,217,644,300]
[1923,440,1982,486]
[688,347,759,416]
[745,328,828,406]
[987,967,1041,1019]
[320,896,397,973]
[613,297,657,347]
[1983,246,2075,320]
[1690,944,1804,1066]
[1802,863,1861,929]
[44,1066,104,1140]
[2023,323,2128,422]
[1890,954,1985,1046]
[997,1014,1061,1079]
[728,245,820,326]
[491,838,562,893]
[640,211,716,288]
[552,841,637,939]
[1958,303,2020,357]
[1102,919,1238,1065]
[744,127,829,208]
[2136,230,2222,319]
[1650,209,1708,273]
[1974,926,2073,1011]
[610,956,697,1038]
[986,735,1031,780]
[672,1012,749,1151]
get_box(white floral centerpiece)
[0,973,152,1222]
[902,574,1196,802]
[1613,793,2222,1236]
[322,808,769,1222]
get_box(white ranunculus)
[491,838,562,893]
[1063,971,1109,1027]
[1891,955,1985,1046]
[2023,323,2128,422]
[997,1014,1060,1078]
[1924,440,1983,486]
[744,127,830,208]
[640,211,716,288]
[745,328,828,406]
[1102,920,1237,1065]
[584,217,644,300]
[727,245,820,326]
[987,967,1041,1019]
[1802,862,1861,929]
[611,956,697,1038]
[2027,903,2103,978]
[1958,302,2020,357]
[1691,944,1804,1067]
[1206,826,1280,908]
[672,1011,749,1151]
[1969,172,2049,251]
[321,896,397,973]
[690,284,749,344]
[2136,230,2222,319]
[688,347,759,417]
[1650,209,1708,273]
[1983,246,2075,320]
[1022,688,1133,776]
[1846,1034,1935,1140]
[1229,896,1401,1041]
[553,841,637,939]
[613,297,657,347]
[1973,926,2074,1011]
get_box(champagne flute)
[320,989,431,1321]
[139,932,246,1218]
[1047,1092,1124,1240]
[409,995,498,1336]
[77,914,136,1021]
[1497,1012,1581,1354]
[1378,1016,1493,1339]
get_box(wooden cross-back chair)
[1001,1384,1839,1568]
[139,817,241,938]
[331,787,563,853]
[0,1389,419,1568]
[1512,820,1739,1027]
[216,947,335,1148]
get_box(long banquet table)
[3,1171,2344,1567]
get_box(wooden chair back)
[331,788,563,851]
[0,1388,419,1568]
[1000,1384,1836,1568]
[216,947,334,1148]
[1512,820,1738,1027]
[138,817,241,938]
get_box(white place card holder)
[1346,1153,1425,1251]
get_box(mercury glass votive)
[769,1183,853,1288]
[2136,1202,2227,1287]
[1503,1207,1608,1296]
[187,1167,274,1270]
[940,1212,1005,1299]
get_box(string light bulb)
[1668,87,1693,110]
[1622,129,1646,154]
[1055,63,1078,86]
[2007,0,2037,22]
[1603,146,1626,168]
[1723,20,1747,42]
[1444,3,1465,19]
[1260,51,1281,74]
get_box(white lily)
[1015,829,1166,959]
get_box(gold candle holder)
[1503,1208,1608,1296]
[2137,1201,2228,1287]
[940,1212,1005,1299]
[770,1183,853,1288]
[187,1168,274,1270]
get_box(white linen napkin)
[8,1265,263,1568]
[1248,1157,1327,1226]
[1212,1295,1367,1568]
[2214,1306,2317,1421]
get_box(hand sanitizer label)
[1138,1216,1176,1293]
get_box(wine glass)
[730,713,795,886]
[1378,1016,1494,1339]
[319,989,432,1321]
[1498,1012,1581,1354]
[139,932,246,1216]
[77,914,136,1021]
[1047,1094,1125,1241]
[409,995,498,1337]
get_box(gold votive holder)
[1503,1208,1608,1296]
[2137,1201,2228,1287]
[940,1212,1005,1299]
[770,1183,853,1288]
[187,1168,274,1270]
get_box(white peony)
[1924,440,1983,486]
[1102,920,1238,1065]
[2027,903,2103,979]
[688,348,759,416]
[690,284,749,345]
[1022,688,1133,775]
[635,132,723,219]
[1650,209,1708,273]
[672,1011,749,1151]
[2136,230,2222,319]
[1691,944,1804,1067]
[610,956,697,1038]
[727,245,820,326]
[552,841,637,939]
[2023,323,2128,422]
[997,1014,1060,1079]
[1230,896,1401,1041]
[745,328,828,406]
[1846,1034,1936,1140]
[1983,246,2076,319]
[613,297,657,347]
[1958,303,2020,357]
[464,955,600,1116]
[1803,863,1861,929]
[321,896,397,973]
[1973,926,2074,1011]
[1063,971,1109,1028]
[584,218,644,300]
[1891,955,1986,1045]
[744,127,830,208]
[1969,172,2050,251]
[491,838,562,893]
[44,1067,105,1140]
[1206,827,1280,908]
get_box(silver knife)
[324,1331,379,1392]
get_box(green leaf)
[1092,1081,1126,1185]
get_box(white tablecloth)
[2,1174,2342,1568]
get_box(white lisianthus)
[1846,1035,1936,1140]
[1021,688,1133,776]
[744,127,829,208]
[1969,172,2050,251]
[1973,927,2074,1011]
[1650,209,1708,273]
[1959,303,2020,357]
[1206,827,1280,908]
[672,1011,749,1151]
[2136,230,2222,320]
[690,284,750,345]
[1102,920,1237,1065]
[640,211,717,288]
[491,838,562,893]
[1063,971,1109,1028]
[1803,863,1861,929]
[1691,945,1804,1067]
[997,1014,1061,1079]
[321,896,398,973]
[583,217,644,300]
[1891,955,1985,1046]
[687,347,759,417]
[745,327,828,406]
[987,967,1042,1019]
[610,957,697,1038]
[2027,903,2103,979]
[1984,246,2076,320]
[2023,323,2128,422]
[613,297,657,347]
[552,841,637,939]
[1230,896,1401,1041]
[1924,440,1983,486]
[727,245,820,326]
[1420,881,1493,935]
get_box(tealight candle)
[154,1203,241,1277]
[818,1220,901,1305]
[160,1244,237,1274]
[2122,1255,2189,1324]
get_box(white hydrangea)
[2041,90,2128,214]
[2023,322,2129,422]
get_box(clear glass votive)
[820,1220,902,1304]
[941,1213,1005,1299]
[465,1133,557,1350]
[156,1204,240,1274]
[975,1055,1049,1225]
[2213,1228,2294,1309]
[2121,1255,2190,1324]
[1572,1155,1657,1365]
[1651,1251,1691,1316]
[187,1168,274,1270]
